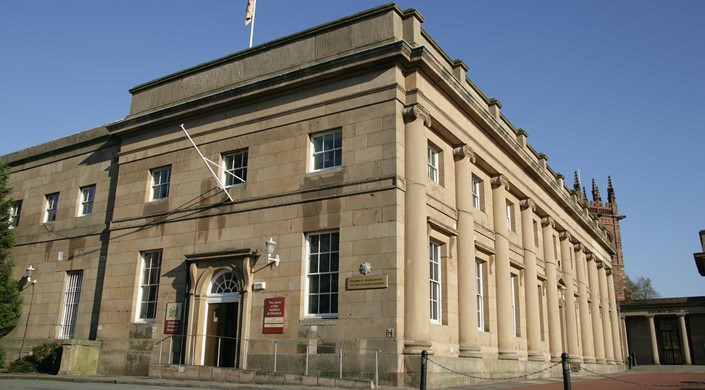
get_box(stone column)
[678,314,692,365]
[520,198,542,361]
[454,145,482,357]
[575,245,595,363]
[606,269,623,363]
[542,217,561,362]
[647,315,660,365]
[560,232,580,361]
[403,104,432,354]
[598,262,615,364]
[492,174,517,360]
[587,254,606,363]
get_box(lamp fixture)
[265,238,280,267]
[26,265,36,284]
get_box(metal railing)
[155,335,384,387]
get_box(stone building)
[1,4,625,387]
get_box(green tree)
[625,274,660,300]
[0,161,22,338]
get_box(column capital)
[541,216,554,228]
[403,104,432,127]
[586,253,595,261]
[596,259,604,269]
[491,174,510,191]
[559,230,572,242]
[453,144,476,163]
[520,198,536,211]
[605,267,613,276]
[573,243,583,252]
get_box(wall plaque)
[263,297,285,334]
[164,302,183,335]
[346,275,388,290]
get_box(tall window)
[533,220,539,247]
[476,260,485,330]
[427,145,439,183]
[511,274,520,336]
[429,241,442,323]
[79,185,96,216]
[138,251,162,321]
[538,283,545,340]
[222,150,248,186]
[553,235,561,269]
[311,130,342,171]
[472,176,482,210]
[9,200,22,228]
[44,193,59,222]
[58,271,83,339]
[150,167,171,200]
[306,231,339,317]
[506,201,515,231]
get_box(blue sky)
[1,1,704,297]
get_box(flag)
[245,0,256,25]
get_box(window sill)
[300,316,338,326]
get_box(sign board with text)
[164,302,183,334]
[263,297,285,334]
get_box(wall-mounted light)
[26,265,36,284]
[265,238,280,267]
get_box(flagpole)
[249,0,257,48]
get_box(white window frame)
[506,201,514,231]
[305,231,339,318]
[150,166,171,201]
[79,185,96,216]
[44,193,59,223]
[476,260,485,331]
[429,241,442,324]
[427,145,439,183]
[9,200,21,228]
[137,250,162,322]
[58,270,83,340]
[472,176,482,210]
[222,149,248,187]
[310,130,342,171]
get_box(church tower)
[574,173,627,300]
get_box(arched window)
[210,271,239,294]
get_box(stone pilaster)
[520,198,542,361]
[402,104,432,354]
[677,314,692,365]
[647,315,660,365]
[491,174,517,360]
[598,262,615,364]
[560,231,581,362]
[575,245,595,363]
[587,254,606,363]
[606,269,623,363]
[541,217,561,362]
[454,145,482,358]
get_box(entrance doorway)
[205,301,238,367]
[202,271,241,367]
[657,316,683,365]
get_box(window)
[44,193,59,222]
[9,200,21,228]
[427,145,439,183]
[533,220,539,247]
[306,231,339,317]
[430,241,442,323]
[553,235,561,269]
[538,283,545,341]
[150,167,171,200]
[311,130,342,171]
[476,260,485,330]
[222,150,248,186]
[511,274,520,336]
[506,201,515,231]
[137,251,162,321]
[58,271,83,339]
[472,176,482,210]
[79,185,96,216]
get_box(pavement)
[1,365,704,390]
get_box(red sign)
[263,297,285,334]
[164,302,183,335]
